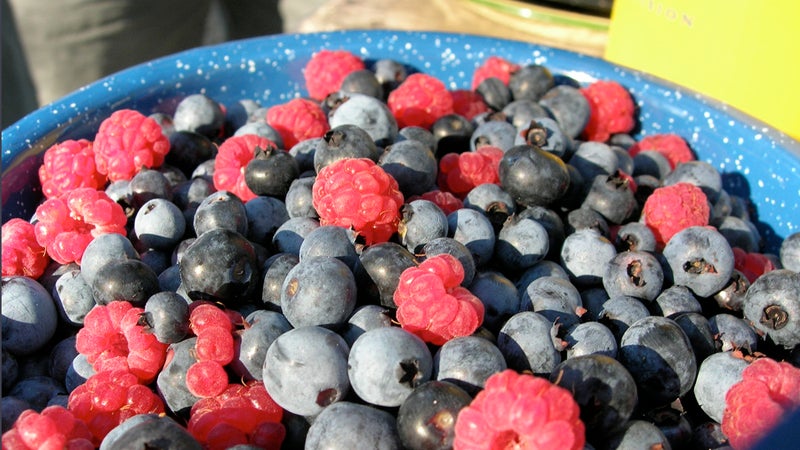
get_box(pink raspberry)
[454,369,586,450]
[38,139,107,199]
[312,157,404,245]
[388,73,454,129]
[303,49,366,101]
[407,189,464,216]
[628,133,696,169]
[437,146,504,198]
[1,405,93,450]
[642,182,710,248]
[393,253,484,345]
[2,218,50,279]
[722,357,800,450]
[732,247,777,283]
[93,109,170,181]
[471,56,521,90]
[451,89,490,120]
[266,98,330,150]
[581,80,636,142]
[33,187,127,265]
[213,134,279,202]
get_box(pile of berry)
[3,47,800,450]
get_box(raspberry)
[1,406,94,450]
[189,301,237,334]
[303,49,366,101]
[33,187,127,265]
[580,80,636,142]
[628,133,696,169]
[93,109,170,181]
[186,360,229,398]
[312,157,404,245]
[2,218,50,279]
[213,134,279,202]
[454,369,585,450]
[393,253,484,345]
[732,247,777,283]
[407,189,464,216]
[437,146,504,198]
[642,182,710,248]
[38,139,107,200]
[721,357,800,449]
[266,98,330,149]
[388,73,454,129]
[471,56,521,90]
[451,89,490,120]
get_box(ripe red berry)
[471,56,521,90]
[195,325,235,365]
[38,139,107,200]
[581,80,636,142]
[186,360,230,398]
[1,218,50,279]
[408,189,464,216]
[303,49,366,101]
[189,302,235,334]
[642,182,710,248]
[213,134,279,202]
[732,247,777,283]
[437,146,504,198]
[388,73,454,129]
[451,89,490,120]
[33,187,127,265]
[628,133,695,169]
[266,98,330,150]
[393,253,484,345]
[454,369,586,450]
[312,157,404,245]
[93,109,170,181]
[722,357,800,450]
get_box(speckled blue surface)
[3,30,799,253]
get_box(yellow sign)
[605,0,799,140]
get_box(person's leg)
[8,0,212,106]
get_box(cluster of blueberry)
[2,49,800,450]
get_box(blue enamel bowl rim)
[3,29,799,253]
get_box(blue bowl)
[3,30,799,253]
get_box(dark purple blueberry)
[431,114,473,157]
[651,285,702,318]
[603,420,671,450]
[140,291,190,344]
[632,149,672,180]
[288,137,321,174]
[499,144,570,207]
[516,261,569,294]
[463,183,516,233]
[581,287,611,322]
[149,112,175,137]
[538,84,590,139]
[422,237,477,287]
[471,118,516,152]
[2,348,19,392]
[244,195,290,246]
[780,231,800,272]
[129,168,173,210]
[582,173,637,224]
[1,396,29,433]
[166,131,217,178]
[157,338,201,418]
[179,228,258,306]
[565,206,610,237]
[476,76,512,111]
[91,259,159,307]
[299,225,359,271]
[225,99,261,131]
[614,221,656,253]
[433,335,506,395]
[509,64,554,101]
[642,405,693,450]
[398,199,449,254]
[603,250,664,302]
[518,117,571,158]
[284,176,319,219]
[618,316,697,407]
[467,270,520,334]
[231,309,291,381]
[244,145,299,198]
[52,268,95,326]
[378,139,437,197]
[48,336,77,387]
[597,295,651,342]
[396,381,472,450]
[709,313,758,352]
[550,354,637,441]
[569,141,619,183]
[560,228,617,287]
[742,269,800,349]
[672,312,717,365]
[65,354,94,393]
[281,256,356,329]
[340,69,384,99]
[260,252,299,310]
[662,226,735,298]
[314,124,379,173]
[494,213,549,271]
[305,401,401,449]
[101,413,202,450]
[563,321,618,359]
[691,422,730,450]
[663,160,722,204]
[395,126,436,154]
[357,242,417,308]
[521,275,582,329]
[502,99,550,130]
[497,311,561,375]
[7,375,65,412]
[716,215,760,253]
[692,351,748,423]
[192,190,248,237]
[372,58,408,96]
[329,94,398,147]
[134,198,186,250]
[447,208,496,268]
[340,305,394,348]
[172,93,225,139]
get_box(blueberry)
[140,291,190,344]
[463,183,516,231]
[244,145,300,198]
[470,118,517,152]
[432,335,506,395]
[396,381,472,450]
[663,160,723,204]
[262,325,351,416]
[230,310,291,381]
[447,207,496,268]
[65,353,94,393]
[289,137,321,173]
[357,242,417,308]
[632,150,672,180]
[497,311,561,375]
[134,198,186,250]
[156,337,199,418]
[715,215,760,253]
[618,315,697,407]
[565,206,610,237]
[651,285,702,318]
[271,216,320,255]
[604,420,672,450]
[614,221,657,253]
[2,277,59,356]
[192,190,249,237]
[166,131,217,178]
[422,237,476,287]
[582,173,637,224]
[494,214,550,272]
[692,351,748,423]
[515,205,565,260]
[642,406,693,450]
[603,250,664,302]
[299,225,359,271]
[515,260,570,295]
[234,122,285,149]
[99,413,202,450]
[743,269,800,349]
[281,256,356,329]
[671,312,717,365]
[330,94,398,147]
[372,58,408,95]
[149,112,176,137]
[244,195,290,246]
[517,117,571,158]
[339,304,394,347]
[563,321,618,359]
[91,258,160,307]
[398,199,449,254]
[52,268,95,326]
[2,348,19,392]
[340,69,384,99]
[597,295,651,342]
[502,99,550,130]
[580,286,611,322]
[538,84,590,139]
[709,313,758,352]
[314,124,379,173]
[8,375,65,412]
[476,77,512,111]
[379,139,437,197]
[304,401,401,450]
[348,326,433,407]
[560,228,617,287]
[179,228,258,306]
[226,98,262,131]
[521,275,583,329]
[550,354,637,441]
[172,93,225,138]
[467,270,520,333]
[431,114,473,157]
[662,226,735,298]
[1,396,30,433]
[48,335,77,387]
[780,231,800,272]
[129,168,174,210]
[79,232,139,288]
[284,176,319,219]
[499,144,570,208]
[395,126,437,154]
